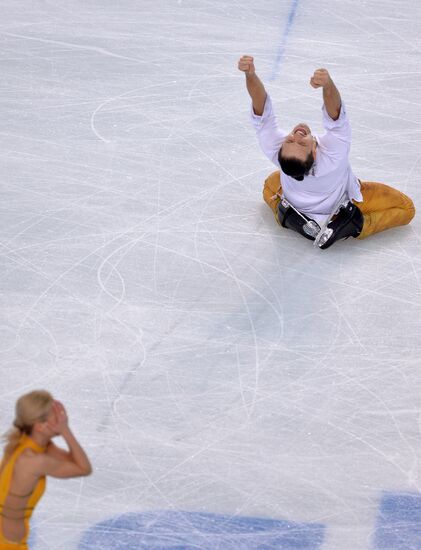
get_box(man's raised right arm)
[238,55,267,116]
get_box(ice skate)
[277,197,321,241]
[316,201,364,249]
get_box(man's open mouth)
[293,125,309,136]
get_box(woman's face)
[45,403,56,424]
[33,401,56,438]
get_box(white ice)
[1,1,421,549]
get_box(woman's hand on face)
[45,401,69,436]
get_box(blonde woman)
[0,390,92,549]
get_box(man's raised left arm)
[310,68,341,121]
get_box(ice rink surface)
[1,1,421,548]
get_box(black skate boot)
[277,198,320,241]
[318,202,364,249]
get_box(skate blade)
[317,228,333,248]
[313,199,349,248]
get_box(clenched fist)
[238,55,255,76]
[310,68,333,89]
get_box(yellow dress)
[0,435,46,550]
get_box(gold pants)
[263,170,415,239]
[0,541,27,550]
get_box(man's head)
[278,123,317,181]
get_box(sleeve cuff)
[321,101,347,129]
[250,94,273,127]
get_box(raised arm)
[238,56,267,116]
[310,68,341,121]
[36,401,92,478]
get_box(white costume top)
[251,95,363,224]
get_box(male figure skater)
[238,55,415,249]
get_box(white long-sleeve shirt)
[251,95,363,224]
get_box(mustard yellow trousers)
[0,540,27,550]
[263,171,415,239]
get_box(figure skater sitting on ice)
[238,55,415,249]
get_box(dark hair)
[278,148,314,181]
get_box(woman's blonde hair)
[2,390,54,459]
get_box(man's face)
[281,123,316,162]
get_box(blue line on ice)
[78,510,325,549]
[269,0,300,81]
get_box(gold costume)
[0,435,46,550]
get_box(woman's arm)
[58,425,92,475]
[35,402,92,478]
[45,441,71,461]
